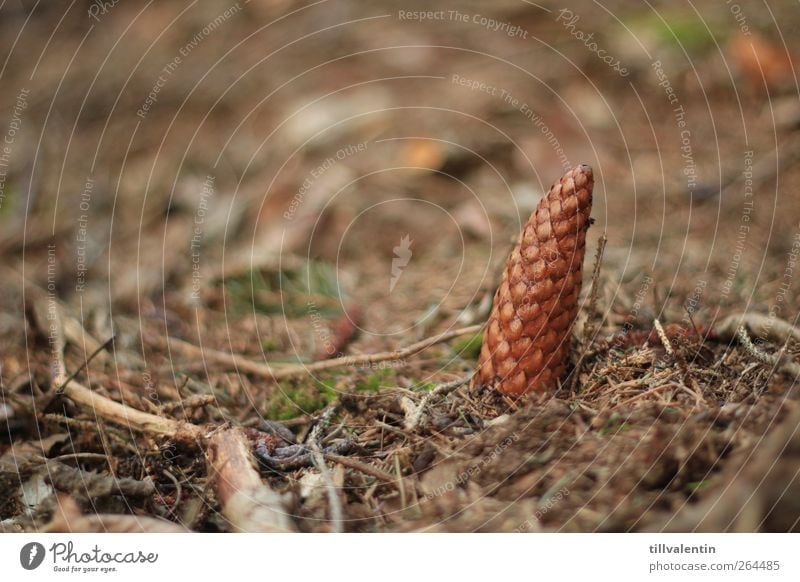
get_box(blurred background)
[2,1,798,356]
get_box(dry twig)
[207,427,295,532]
[716,312,800,344]
[406,374,473,431]
[323,452,398,484]
[60,379,203,440]
[44,495,187,533]
[44,461,155,499]
[570,233,607,392]
[308,406,343,532]
[160,324,482,380]
[736,325,800,378]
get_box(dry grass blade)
[570,232,607,392]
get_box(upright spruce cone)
[474,164,594,396]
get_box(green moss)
[263,379,337,420]
[687,480,709,492]
[260,337,281,352]
[453,331,483,360]
[599,413,631,436]
[263,366,403,420]
[0,189,13,216]
[414,381,438,392]
[628,11,720,55]
[356,372,384,393]
[223,269,275,315]
[223,260,341,317]
[355,367,400,393]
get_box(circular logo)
[19,542,45,570]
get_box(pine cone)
[474,164,594,396]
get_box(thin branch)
[207,427,296,532]
[308,406,343,533]
[586,233,608,333]
[736,325,800,378]
[44,460,155,499]
[44,495,187,533]
[160,324,483,380]
[323,452,398,484]
[55,335,115,394]
[60,379,203,439]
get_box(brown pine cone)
[473,164,594,396]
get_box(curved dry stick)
[716,313,800,377]
[715,312,800,344]
[59,384,295,532]
[45,495,189,533]
[61,380,203,439]
[161,324,483,380]
[207,428,296,532]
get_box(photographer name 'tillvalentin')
[650,543,716,554]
